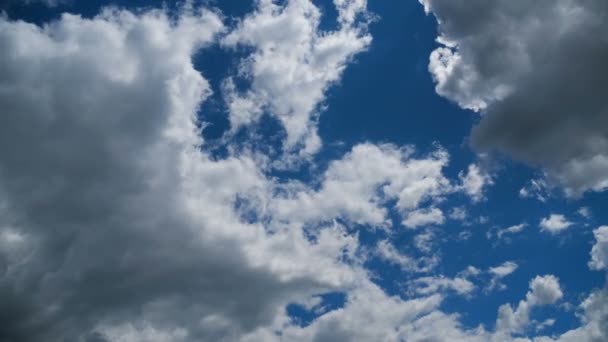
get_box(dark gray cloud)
[422,0,608,196]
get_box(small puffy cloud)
[589,226,608,271]
[403,207,445,229]
[448,207,467,221]
[540,214,573,234]
[527,275,563,306]
[578,207,592,219]
[458,164,493,202]
[489,261,519,278]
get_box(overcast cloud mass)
[0,0,607,341]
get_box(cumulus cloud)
[0,7,363,341]
[422,0,608,196]
[271,143,452,228]
[589,226,608,271]
[540,214,573,234]
[496,275,562,334]
[222,0,372,155]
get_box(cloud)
[496,275,562,334]
[540,214,573,234]
[497,224,526,239]
[519,178,551,202]
[271,143,452,228]
[589,226,608,271]
[578,207,592,219]
[487,261,518,291]
[421,0,608,196]
[402,207,445,229]
[376,239,438,273]
[448,206,467,221]
[0,7,363,341]
[409,275,476,297]
[222,0,372,155]
[458,164,493,202]
[2,2,607,342]
[244,280,493,342]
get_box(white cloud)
[589,226,608,271]
[492,223,527,240]
[519,179,550,202]
[577,207,592,219]
[488,261,518,291]
[496,275,562,334]
[540,214,573,234]
[376,239,438,273]
[222,0,372,155]
[489,262,519,278]
[271,143,452,228]
[403,207,445,229]
[409,275,476,296]
[458,164,493,202]
[448,206,467,221]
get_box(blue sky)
[1,1,607,341]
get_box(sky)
[0,0,607,341]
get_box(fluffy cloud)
[540,214,573,234]
[0,7,364,341]
[271,143,452,228]
[222,0,372,155]
[421,0,608,195]
[589,226,608,271]
[402,207,445,228]
[496,275,562,334]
